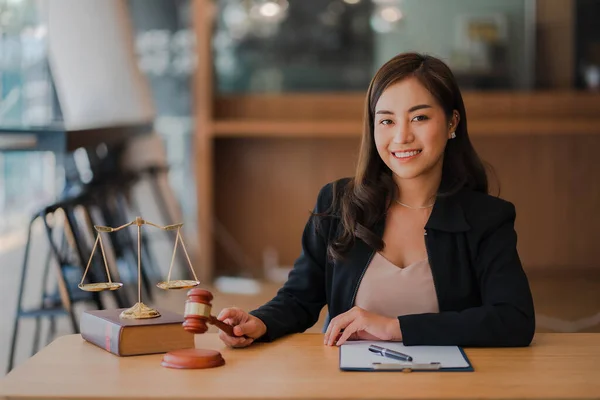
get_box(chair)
[7,143,192,373]
[7,200,91,372]
[6,191,128,373]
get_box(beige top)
[354,252,440,317]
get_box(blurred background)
[1,0,599,375]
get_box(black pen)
[368,344,413,362]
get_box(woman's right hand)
[216,307,267,348]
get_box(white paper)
[339,341,470,370]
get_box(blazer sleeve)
[398,203,536,347]
[249,183,333,342]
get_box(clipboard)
[339,341,474,372]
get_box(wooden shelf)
[212,121,361,138]
[211,91,600,138]
[215,91,600,118]
[469,118,600,136]
[212,117,600,138]
[192,0,600,283]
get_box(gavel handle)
[208,315,248,338]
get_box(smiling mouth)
[392,150,422,159]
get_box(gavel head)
[182,288,214,334]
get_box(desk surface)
[1,333,599,400]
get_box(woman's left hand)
[323,306,403,346]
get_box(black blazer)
[250,178,535,347]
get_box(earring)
[450,132,456,139]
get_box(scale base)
[119,302,161,319]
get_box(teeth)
[393,150,421,158]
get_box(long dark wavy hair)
[326,52,489,262]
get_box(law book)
[80,308,194,356]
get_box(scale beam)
[78,216,200,319]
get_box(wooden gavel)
[182,288,241,338]
[162,288,236,369]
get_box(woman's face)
[373,77,458,184]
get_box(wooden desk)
[1,333,599,400]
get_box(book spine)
[80,312,123,356]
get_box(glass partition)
[127,0,197,234]
[213,0,536,92]
[0,0,60,234]
[0,0,59,127]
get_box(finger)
[230,337,254,348]
[336,320,360,346]
[219,324,241,339]
[218,328,239,343]
[324,309,354,344]
[324,328,344,345]
[233,325,245,337]
[218,317,241,337]
[324,321,333,344]
[224,335,253,348]
[218,330,252,347]
[327,315,354,346]
[218,329,237,346]
[327,323,342,346]
[217,308,232,321]
[217,307,241,321]
[329,312,358,346]
[234,320,260,338]
[325,320,338,346]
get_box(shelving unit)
[212,92,600,137]
[192,0,600,283]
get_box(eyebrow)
[375,104,433,115]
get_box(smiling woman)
[332,53,488,264]
[374,82,455,182]
[215,52,536,350]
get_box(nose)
[392,124,413,144]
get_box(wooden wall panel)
[215,92,600,121]
[214,138,359,277]
[214,135,600,277]
[192,0,216,283]
[213,93,600,137]
[214,94,365,120]
[474,134,600,271]
[536,0,575,88]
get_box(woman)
[217,52,535,348]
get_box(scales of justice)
[79,216,236,368]
[78,216,200,319]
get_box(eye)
[379,119,394,126]
[411,115,429,122]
